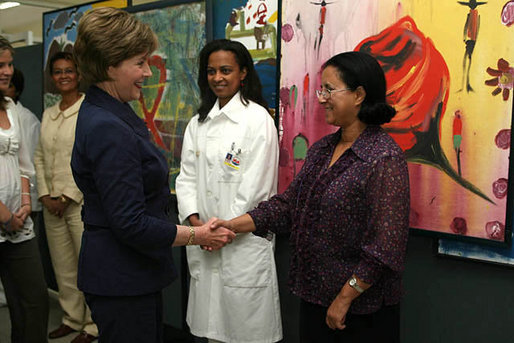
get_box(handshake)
[184,217,236,251]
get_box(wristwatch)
[59,195,69,204]
[349,276,364,293]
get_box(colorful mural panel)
[279,0,513,243]
[212,0,278,108]
[129,1,206,191]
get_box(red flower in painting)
[282,24,294,42]
[492,178,508,199]
[501,0,514,26]
[485,58,514,101]
[450,217,467,235]
[485,221,505,241]
[355,16,450,151]
[495,129,511,149]
[353,16,492,204]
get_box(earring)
[240,80,245,88]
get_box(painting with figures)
[279,0,514,243]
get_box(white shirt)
[0,98,35,243]
[14,101,41,211]
[176,93,282,343]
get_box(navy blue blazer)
[71,86,177,296]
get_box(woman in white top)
[0,35,49,343]
[5,68,41,216]
[176,39,282,343]
[34,51,98,342]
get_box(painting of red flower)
[355,16,492,204]
[355,16,450,151]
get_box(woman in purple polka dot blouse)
[213,51,410,343]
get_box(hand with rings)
[40,195,68,218]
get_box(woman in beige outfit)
[34,51,97,343]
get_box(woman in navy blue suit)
[71,8,235,342]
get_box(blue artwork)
[212,0,247,39]
[212,0,278,109]
[439,221,514,266]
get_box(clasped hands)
[187,217,235,251]
[3,206,30,232]
[40,195,68,218]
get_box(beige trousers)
[43,202,98,336]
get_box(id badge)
[224,142,242,170]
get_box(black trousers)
[0,238,49,343]
[85,291,163,343]
[299,299,400,343]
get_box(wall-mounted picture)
[211,0,278,110]
[438,230,514,266]
[128,0,207,191]
[278,0,514,243]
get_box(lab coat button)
[207,191,212,196]
[196,151,200,157]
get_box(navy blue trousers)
[85,291,163,343]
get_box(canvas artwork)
[438,231,514,266]
[212,0,279,109]
[129,1,207,191]
[42,0,128,108]
[279,0,514,242]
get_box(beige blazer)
[34,94,84,203]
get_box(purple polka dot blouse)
[249,125,410,314]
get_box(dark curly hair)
[49,51,78,75]
[323,51,396,125]
[197,39,268,122]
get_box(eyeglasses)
[52,69,76,77]
[315,88,352,99]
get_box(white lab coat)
[176,93,282,343]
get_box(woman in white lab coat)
[176,39,282,343]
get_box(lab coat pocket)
[221,233,271,287]
[219,164,243,183]
[219,154,243,184]
[218,139,249,184]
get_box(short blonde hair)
[74,7,157,84]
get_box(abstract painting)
[42,0,128,108]
[211,0,279,109]
[128,1,207,191]
[279,0,513,243]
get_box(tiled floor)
[0,290,78,343]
